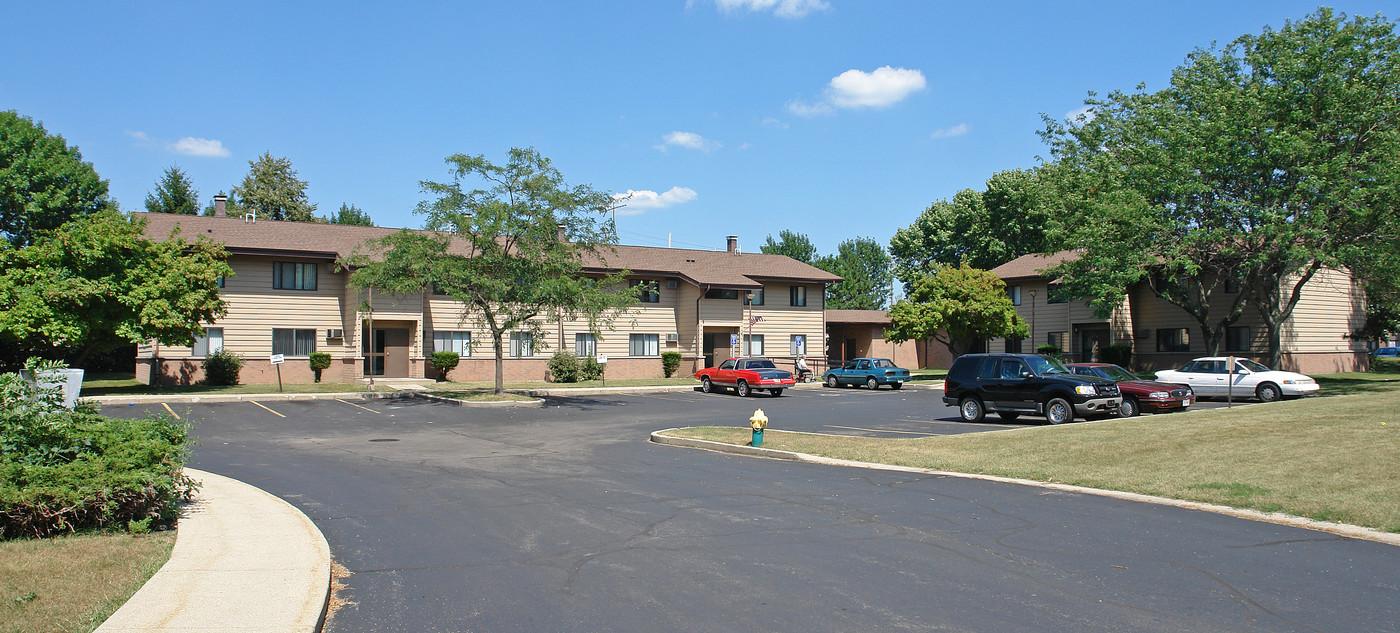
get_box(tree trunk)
[492,332,505,395]
[1254,260,1322,369]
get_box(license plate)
[1184,398,1192,406]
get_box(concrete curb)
[86,390,404,405]
[649,428,1400,548]
[96,468,332,633]
[405,391,545,408]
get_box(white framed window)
[629,333,659,356]
[272,262,317,290]
[1007,285,1021,306]
[192,327,223,357]
[432,331,471,356]
[790,334,806,356]
[273,328,316,356]
[575,333,597,357]
[510,332,533,357]
[743,334,765,356]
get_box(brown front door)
[364,327,412,377]
[1080,327,1110,362]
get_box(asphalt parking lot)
[104,388,1395,632]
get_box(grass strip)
[664,390,1400,533]
[0,532,174,633]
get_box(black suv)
[943,353,1121,424]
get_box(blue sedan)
[824,358,911,390]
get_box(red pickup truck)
[695,357,795,397]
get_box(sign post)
[1226,355,1234,408]
[270,354,285,393]
[597,354,608,387]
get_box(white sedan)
[1154,357,1319,402]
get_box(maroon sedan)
[1065,363,1194,417]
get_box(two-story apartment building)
[989,251,1368,374]
[135,211,840,385]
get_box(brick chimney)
[213,194,227,217]
[726,235,738,254]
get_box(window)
[790,286,807,307]
[1226,326,1251,352]
[272,329,316,356]
[215,276,225,288]
[1004,336,1023,353]
[1157,328,1190,353]
[1046,283,1068,304]
[704,288,739,300]
[790,334,806,356]
[432,331,471,356]
[719,359,735,370]
[191,328,223,357]
[510,332,533,357]
[998,359,1029,380]
[575,333,597,357]
[629,333,659,356]
[1047,331,1069,350]
[1007,285,1021,306]
[630,279,660,303]
[742,334,764,356]
[744,289,765,305]
[272,262,317,290]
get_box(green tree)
[889,168,1056,289]
[760,229,818,264]
[0,211,232,366]
[226,152,317,222]
[345,148,637,394]
[329,202,374,226]
[144,165,200,215]
[0,111,115,247]
[1042,9,1400,366]
[885,262,1028,357]
[815,237,893,310]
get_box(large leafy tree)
[759,229,818,264]
[144,165,200,215]
[0,111,114,247]
[885,262,1028,357]
[346,148,637,393]
[0,211,231,366]
[815,237,893,310]
[227,152,317,222]
[329,202,374,226]
[889,168,1056,289]
[1043,9,1400,366]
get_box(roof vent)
[244,212,256,224]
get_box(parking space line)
[826,425,941,436]
[336,399,380,413]
[249,401,286,418]
[160,403,180,420]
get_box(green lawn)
[663,377,1400,533]
[0,532,174,633]
[430,376,698,391]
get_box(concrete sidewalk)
[96,468,331,633]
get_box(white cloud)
[789,66,926,117]
[930,123,969,139]
[713,0,830,18]
[125,130,150,142]
[612,187,699,215]
[761,117,789,129]
[659,131,721,152]
[1065,105,1095,125]
[168,137,231,157]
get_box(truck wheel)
[736,380,750,397]
[1045,397,1073,425]
[701,377,713,393]
[959,397,985,423]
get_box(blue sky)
[3,1,1393,255]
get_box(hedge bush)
[1035,345,1062,358]
[1,359,195,540]
[430,351,461,382]
[1100,344,1133,367]
[581,356,604,381]
[202,348,244,386]
[661,351,683,378]
[308,352,332,383]
[548,351,581,383]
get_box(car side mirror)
[1020,370,1033,379]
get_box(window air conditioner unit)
[327,329,344,341]
[666,333,679,342]
[1135,329,1149,340]
[665,279,678,289]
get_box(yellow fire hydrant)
[749,408,768,447]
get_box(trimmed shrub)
[202,348,244,386]
[548,350,581,383]
[1035,345,1062,358]
[308,352,332,383]
[1100,344,1133,367]
[661,351,683,378]
[1,358,196,539]
[430,351,461,382]
[581,356,604,381]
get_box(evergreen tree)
[144,165,200,215]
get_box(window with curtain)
[191,328,223,357]
[743,334,765,356]
[510,332,533,357]
[432,331,471,356]
[272,329,316,356]
[629,333,659,356]
[575,333,597,357]
[272,262,317,290]
[789,286,806,306]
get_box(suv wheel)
[959,397,985,423]
[1045,397,1073,425]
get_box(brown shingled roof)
[824,309,892,324]
[136,212,841,287]
[989,250,1081,281]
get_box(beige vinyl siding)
[162,255,348,360]
[993,280,1126,353]
[674,283,701,356]
[741,282,825,359]
[698,293,744,324]
[1278,267,1368,353]
[573,278,681,357]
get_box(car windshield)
[1027,355,1068,375]
[1237,359,1270,372]
[745,360,776,370]
[1099,365,1138,381]
[873,359,895,368]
